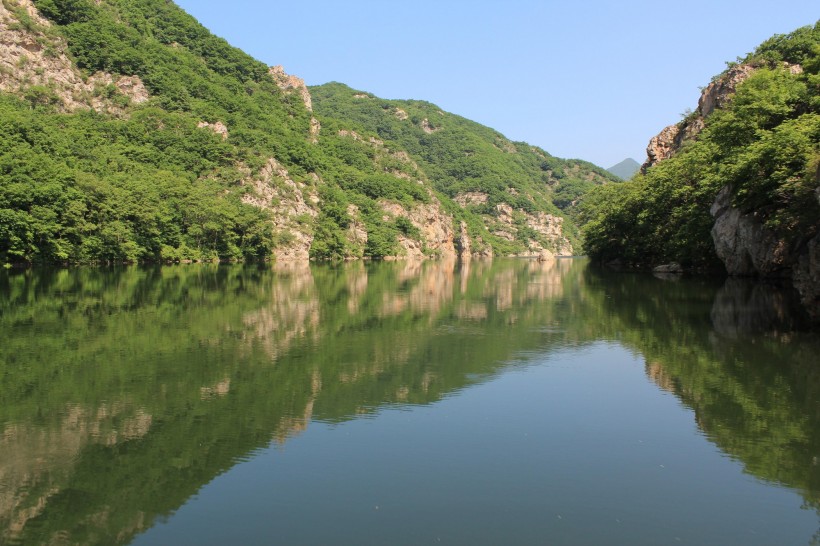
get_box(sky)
[173,0,819,169]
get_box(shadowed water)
[0,259,817,545]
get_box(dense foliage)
[0,94,277,263]
[0,0,317,263]
[0,0,436,263]
[581,22,820,269]
[312,83,617,209]
[311,82,619,253]
[0,0,618,264]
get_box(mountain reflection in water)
[0,259,817,545]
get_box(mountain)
[0,0,617,265]
[309,82,620,256]
[606,158,640,180]
[580,21,820,320]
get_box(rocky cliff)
[310,82,619,258]
[641,62,804,173]
[636,43,819,321]
[641,64,756,173]
[710,185,820,319]
[269,65,321,143]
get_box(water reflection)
[0,260,817,544]
[711,277,810,338]
[586,269,820,530]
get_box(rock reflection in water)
[711,277,809,338]
[0,260,817,545]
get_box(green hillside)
[311,82,617,213]
[582,22,820,271]
[0,0,616,265]
[1,0,314,263]
[311,82,619,252]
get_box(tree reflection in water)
[0,260,817,544]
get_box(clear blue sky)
[174,0,818,169]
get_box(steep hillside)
[0,0,317,263]
[0,0,615,264]
[311,82,619,255]
[581,21,820,319]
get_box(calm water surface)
[0,258,818,545]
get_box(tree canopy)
[580,22,820,269]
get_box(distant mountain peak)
[606,158,640,180]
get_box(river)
[1,258,818,545]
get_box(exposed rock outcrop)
[269,65,320,142]
[379,200,457,259]
[697,64,757,117]
[87,72,149,107]
[453,192,572,255]
[710,185,819,320]
[450,222,492,260]
[337,128,426,178]
[0,0,591,265]
[241,158,319,260]
[641,64,757,173]
[642,121,703,173]
[643,63,802,174]
[269,65,312,111]
[197,120,229,140]
[640,58,819,320]
[493,203,573,256]
[420,118,439,134]
[639,59,818,318]
[710,186,792,277]
[0,0,149,113]
[346,204,368,254]
[457,222,472,259]
[454,192,489,207]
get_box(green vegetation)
[1,0,320,264]
[311,82,619,254]
[0,0,618,264]
[581,22,820,269]
[2,259,817,544]
[0,0,437,263]
[0,95,275,264]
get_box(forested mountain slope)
[580,22,820,319]
[0,0,615,265]
[311,82,619,255]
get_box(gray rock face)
[792,234,820,320]
[709,186,792,277]
[698,64,757,118]
[710,185,819,321]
